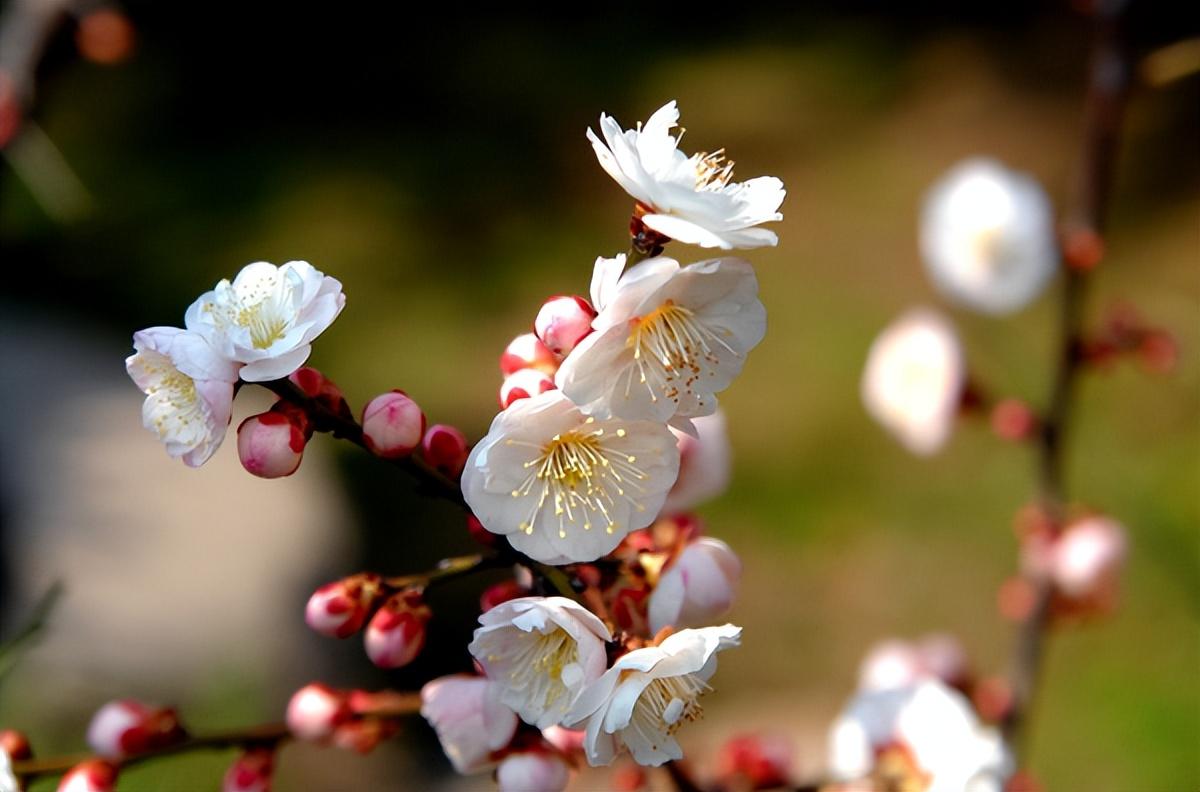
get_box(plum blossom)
[497,751,572,792]
[462,390,680,564]
[858,634,969,692]
[648,537,741,633]
[1,749,16,792]
[420,675,518,775]
[185,260,345,382]
[469,596,612,729]
[589,101,785,249]
[861,309,964,456]
[125,327,239,467]
[921,158,1058,315]
[556,256,766,427]
[565,624,742,767]
[828,680,1011,792]
[663,410,732,514]
[1052,516,1128,600]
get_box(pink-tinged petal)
[239,345,312,382]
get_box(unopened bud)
[534,295,596,358]
[648,537,740,633]
[422,424,469,479]
[364,590,431,669]
[500,333,557,376]
[466,514,498,548]
[715,734,793,790]
[991,399,1038,442]
[330,718,398,754]
[289,367,352,421]
[500,368,556,408]
[75,10,135,65]
[222,748,274,792]
[238,411,306,478]
[86,700,185,759]
[497,751,571,792]
[480,580,530,612]
[1053,516,1127,600]
[286,684,351,742]
[0,729,31,760]
[361,391,425,458]
[1138,330,1178,374]
[305,573,383,638]
[57,760,118,792]
[973,675,1014,723]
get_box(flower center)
[139,354,207,440]
[871,742,932,792]
[507,423,649,539]
[500,628,581,710]
[628,300,735,406]
[237,302,291,349]
[628,672,710,751]
[693,149,735,191]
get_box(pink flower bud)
[1052,516,1128,600]
[991,399,1038,442]
[305,573,383,638]
[499,368,556,408]
[286,684,352,742]
[715,734,793,790]
[237,412,306,478]
[664,411,732,514]
[86,700,185,758]
[361,391,425,458]
[466,514,498,548]
[534,295,596,358]
[222,749,274,792]
[647,537,741,633]
[57,760,118,792]
[500,333,558,376]
[480,580,530,612]
[916,633,969,688]
[289,367,352,420]
[0,729,31,760]
[422,424,469,479]
[497,751,571,792]
[364,590,432,669]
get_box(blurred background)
[0,2,1196,790]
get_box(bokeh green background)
[1,4,1196,790]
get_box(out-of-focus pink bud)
[714,734,793,790]
[364,590,432,669]
[422,424,469,479]
[541,726,585,756]
[1052,516,1128,601]
[916,633,969,688]
[534,295,596,358]
[420,675,518,774]
[973,675,1014,723]
[612,763,648,791]
[500,333,558,377]
[647,537,741,633]
[499,368,556,408]
[237,411,306,478]
[286,684,352,742]
[466,514,498,548]
[222,748,274,792]
[664,411,732,514]
[0,729,31,760]
[305,573,383,638]
[57,760,118,792]
[480,580,531,613]
[0,72,20,150]
[998,576,1038,622]
[361,390,425,458]
[75,9,136,65]
[497,750,572,792]
[1138,330,1178,374]
[86,700,185,759]
[330,718,398,755]
[991,399,1038,442]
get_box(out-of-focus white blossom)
[185,260,345,382]
[469,596,612,729]
[861,309,964,456]
[125,327,239,467]
[566,624,741,767]
[828,681,1011,792]
[497,751,572,792]
[463,390,679,564]
[858,634,969,692]
[557,256,766,427]
[0,749,16,792]
[663,410,732,514]
[1052,516,1128,599]
[921,158,1058,315]
[420,675,518,775]
[648,537,741,633]
[589,101,785,249]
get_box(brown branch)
[1003,0,1131,761]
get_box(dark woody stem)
[1002,0,1131,763]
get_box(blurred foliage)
[1,4,1197,791]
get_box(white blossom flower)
[921,158,1058,315]
[125,327,239,467]
[663,410,732,514]
[1052,516,1128,600]
[463,390,680,564]
[648,537,741,633]
[565,624,742,767]
[556,256,766,426]
[861,309,964,456]
[420,675,518,775]
[589,101,785,249]
[0,749,17,792]
[828,681,1011,792]
[858,634,969,692]
[497,751,572,792]
[185,260,345,382]
[469,596,612,729]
